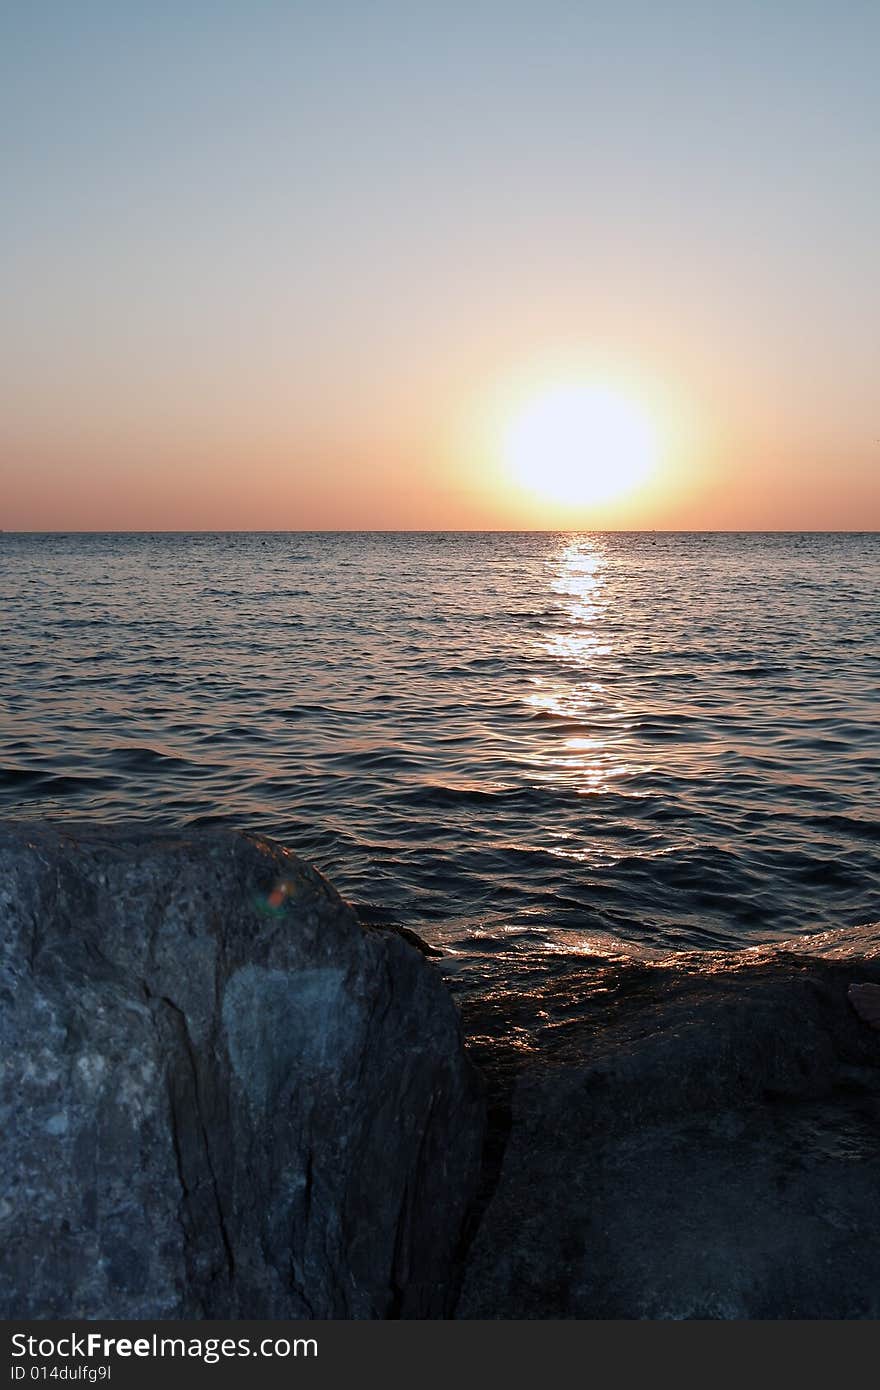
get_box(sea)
[2,531,878,973]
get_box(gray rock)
[455,946,880,1318]
[0,822,484,1319]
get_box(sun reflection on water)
[526,538,651,800]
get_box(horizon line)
[2,528,878,537]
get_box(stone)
[0,822,484,1319]
[455,943,880,1318]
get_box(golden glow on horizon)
[501,382,659,507]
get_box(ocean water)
[1,532,878,966]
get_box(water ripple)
[1,530,877,959]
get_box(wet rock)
[455,946,880,1318]
[367,922,444,957]
[0,822,483,1319]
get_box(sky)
[2,1,878,530]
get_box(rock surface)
[454,943,880,1318]
[0,822,484,1319]
[4,818,879,1320]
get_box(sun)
[501,382,659,506]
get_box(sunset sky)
[2,2,878,531]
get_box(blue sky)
[2,2,878,527]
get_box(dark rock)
[455,945,880,1318]
[0,822,484,1319]
[368,923,444,958]
[6,817,879,1320]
